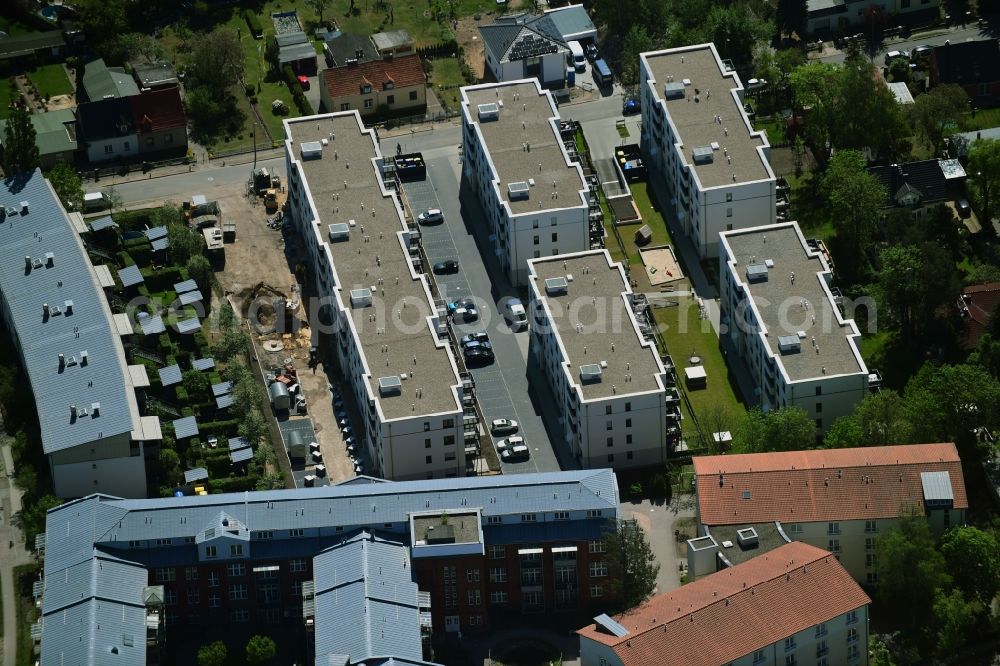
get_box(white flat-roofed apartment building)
[640,43,776,259]
[283,113,466,480]
[528,250,669,469]
[719,222,868,432]
[461,79,592,286]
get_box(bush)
[282,64,302,95]
[293,91,314,116]
[243,9,264,39]
[142,266,185,293]
[629,481,644,498]
[175,386,190,403]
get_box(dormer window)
[361,84,372,94]
[384,81,394,90]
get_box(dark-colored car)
[433,260,459,274]
[297,75,310,91]
[460,332,490,346]
[623,97,640,115]
[464,347,494,365]
[584,42,599,62]
[956,198,972,219]
[910,45,933,61]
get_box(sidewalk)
[0,440,34,666]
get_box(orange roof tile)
[961,282,1000,348]
[578,542,870,666]
[322,54,425,99]
[693,443,967,526]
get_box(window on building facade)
[205,546,217,558]
[187,589,200,605]
[607,454,614,463]
[847,627,859,644]
[815,622,827,637]
[588,540,606,553]
[207,571,220,588]
[865,520,877,533]
[156,568,175,582]
[208,593,220,608]
[231,609,249,623]
[816,639,828,657]
[827,522,840,535]
[626,434,633,444]
[866,573,878,585]
[521,513,537,522]
[487,516,502,525]
[785,637,796,650]
[185,567,199,581]
[291,580,303,597]
[587,510,603,519]
[554,511,569,520]
[229,584,247,601]
[589,561,608,577]
[846,610,858,625]
[607,437,614,448]
[289,559,307,573]
[156,538,171,546]
[468,590,481,606]
[489,567,507,583]
[828,540,840,553]
[848,644,860,660]
[252,530,273,540]
[467,569,480,582]
[409,90,418,100]
[227,563,245,577]
[753,650,766,664]
[489,545,505,559]
[426,455,433,464]
[289,529,305,538]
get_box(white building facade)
[639,44,776,259]
[462,80,592,287]
[719,222,869,431]
[284,112,466,481]
[527,250,669,470]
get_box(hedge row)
[243,9,263,39]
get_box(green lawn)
[616,181,675,266]
[654,297,744,441]
[0,79,20,119]
[958,107,1000,133]
[28,64,72,98]
[0,16,33,36]
[427,58,464,112]
[755,117,787,144]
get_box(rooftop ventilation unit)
[300,141,324,160]
[477,103,500,121]
[378,375,402,396]
[692,146,714,165]
[777,335,801,354]
[745,263,768,283]
[663,81,685,99]
[580,363,603,384]
[328,223,350,241]
[736,527,759,550]
[5,205,18,218]
[350,288,373,308]
[507,181,530,200]
[544,276,568,295]
[20,201,29,215]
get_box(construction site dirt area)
[213,187,358,485]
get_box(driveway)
[399,147,570,474]
[620,496,696,594]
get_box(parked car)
[490,418,519,435]
[503,298,528,330]
[448,297,476,315]
[584,42,599,62]
[297,75,310,90]
[501,445,530,462]
[461,332,491,347]
[496,435,524,453]
[464,346,494,365]
[418,208,443,224]
[622,97,640,115]
[746,78,767,91]
[433,260,459,274]
[911,45,933,61]
[463,340,493,354]
[956,198,972,219]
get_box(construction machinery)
[265,189,279,213]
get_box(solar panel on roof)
[117,265,144,287]
[144,226,168,241]
[139,315,165,336]
[230,447,254,464]
[212,381,234,397]
[176,317,201,334]
[184,467,208,483]
[172,416,199,439]
[157,364,182,387]
[179,290,203,306]
[192,357,215,371]
[173,279,198,294]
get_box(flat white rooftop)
[529,250,664,401]
[642,43,773,188]
[462,79,587,216]
[285,113,462,420]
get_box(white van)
[83,191,110,212]
[504,298,528,331]
[567,41,586,73]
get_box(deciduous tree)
[940,526,1000,606]
[968,138,1000,226]
[213,327,250,361]
[45,162,83,212]
[196,641,227,666]
[823,390,913,448]
[932,588,981,654]
[734,407,817,453]
[621,25,654,87]
[822,150,887,282]
[604,520,660,612]
[911,84,969,155]
[167,223,205,265]
[304,0,334,24]
[186,255,213,296]
[246,635,276,665]
[2,102,39,176]
[776,0,808,37]
[876,515,951,631]
[903,363,1000,445]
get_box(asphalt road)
[401,147,566,474]
[813,23,991,63]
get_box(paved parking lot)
[399,149,567,474]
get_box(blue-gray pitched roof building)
[38,470,619,665]
[0,170,154,499]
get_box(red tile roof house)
[687,443,967,585]
[578,541,870,666]
[958,282,1000,349]
[127,86,188,157]
[319,53,427,118]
